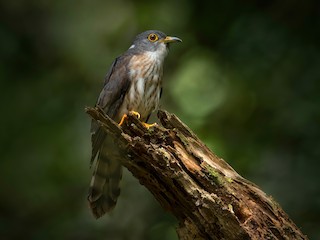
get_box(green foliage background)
[1,0,319,239]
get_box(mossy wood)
[86,107,307,240]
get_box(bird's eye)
[148,33,159,42]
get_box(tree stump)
[86,107,308,240]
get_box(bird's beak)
[162,36,182,43]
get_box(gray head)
[128,30,182,56]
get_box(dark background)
[1,0,319,239]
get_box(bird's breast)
[118,54,163,121]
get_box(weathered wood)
[86,107,308,240]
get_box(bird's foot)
[128,111,141,119]
[142,122,157,129]
[118,111,156,129]
[119,111,141,126]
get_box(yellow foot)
[142,122,157,129]
[118,111,141,126]
[118,114,127,126]
[128,111,141,119]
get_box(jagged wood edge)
[85,106,308,240]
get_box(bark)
[86,107,308,240]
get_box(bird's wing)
[99,55,132,116]
[88,55,131,217]
[90,55,131,166]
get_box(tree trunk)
[86,107,308,240]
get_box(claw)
[118,111,156,129]
[142,122,157,129]
[129,111,141,119]
[119,111,141,126]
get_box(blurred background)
[1,0,319,239]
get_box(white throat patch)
[146,43,168,63]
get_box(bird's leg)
[118,111,141,126]
[118,114,127,126]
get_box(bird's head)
[128,30,182,60]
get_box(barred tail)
[87,142,122,218]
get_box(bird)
[88,30,182,218]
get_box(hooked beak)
[162,36,182,43]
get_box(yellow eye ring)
[148,33,159,42]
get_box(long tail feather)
[88,141,122,218]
